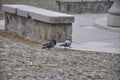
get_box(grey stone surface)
[107,0,120,27]
[72,14,120,53]
[2,4,74,23]
[2,4,24,14]
[17,6,29,17]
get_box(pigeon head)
[68,36,72,41]
[51,40,57,45]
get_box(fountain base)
[94,17,120,33]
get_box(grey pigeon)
[42,40,56,50]
[60,36,72,49]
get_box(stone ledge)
[2,4,24,14]
[94,17,120,33]
[2,4,74,23]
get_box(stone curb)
[94,17,120,33]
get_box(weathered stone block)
[2,4,24,14]
[3,4,74,42]
[17,6,29,17]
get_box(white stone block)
[29,11,50,23]
[2,4,24,14]
[17,5,38,18]
[23,5,74,23]
[17,6,29,17]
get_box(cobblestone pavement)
[0,31,120,80]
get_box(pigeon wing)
[65,40,72,47]
[60,39,72,47]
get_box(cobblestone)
[0,31,120,80]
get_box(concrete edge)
[56,43,120,54]
[94,17,120,33]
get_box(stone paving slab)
[72,14,120,53]
[57,42,120,54]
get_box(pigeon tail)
[42,46,47,49]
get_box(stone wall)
[0,0,58,11]
[56,0,113,13]
[0,0,113,13]
[3,4,74,42]
[5,13,72,42]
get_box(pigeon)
[42,40,56,50]
[60,36,72,49]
